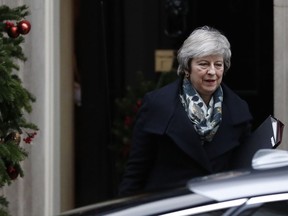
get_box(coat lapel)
[201,86,253,160]
[203,104,241,159]
[166,100,212,172]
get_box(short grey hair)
[177,26,231,76]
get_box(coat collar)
[145,78,212,171]
[143,78,253,172]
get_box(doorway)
[73,0,273,207]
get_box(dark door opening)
[73,0,273,207]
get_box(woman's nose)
[207,65,216,75]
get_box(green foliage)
[112,71,178,180]
[0,5,29,21]
[111,72,156,177]
[0,4,38,215]
[0,196,9,216]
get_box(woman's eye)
[215,63,223,69]
[199,63,208,67]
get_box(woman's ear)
[184,70,190,78]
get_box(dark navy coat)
[119,78,253,195]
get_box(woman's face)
[188,55,224,103]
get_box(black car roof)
[59,149,288,216]
[188,165,288,202]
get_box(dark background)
[73,0,273,207]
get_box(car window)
[161,195,288,216]
[190,209,227,216]
[238,200,288,216]
[160,199,248,216]
[174,200,288,216]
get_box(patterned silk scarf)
[180,78,223,142]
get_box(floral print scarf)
[180,78,223,142]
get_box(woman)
[119,26,253,196]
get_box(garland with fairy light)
[0,5,38,216]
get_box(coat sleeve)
[118,94,158,196]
